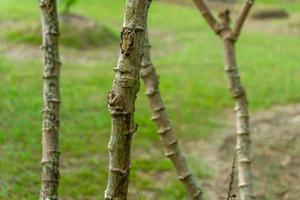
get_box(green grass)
[255,0,300,12]
[3,17,119,49]
[1,0,300,199]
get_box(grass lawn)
[0,0,300,199]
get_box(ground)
[0,0,300,199]
[199,104,300,200]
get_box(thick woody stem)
[140,29,204,200]
[39,0,61,200]
[192,0,220,34]
[232,0,254,39]
[220,12,253,200]
[104,0,149,199]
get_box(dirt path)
[188,104,300,200]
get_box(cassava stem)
[104,0,149,199]
[39,0,61,199]
[140,29,204,200]
[192,1,254,199]
[221,12,252,198]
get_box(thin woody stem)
[141,28,204,200]
[223,38,253,200]
[232,0,255,39]
[220,11,253,200]
[226,155,236,200]
[193,2,254,198]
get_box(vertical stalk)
[220,12,252,199]
[140,30,204,200]
[39,0,61,200]
[222,38,252,200]
[192,1,254,198]
[104,0,149,199]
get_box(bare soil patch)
[132,104,300,199]
[198,104,300,199]
[251,9,289,20]
[1,13,118,50]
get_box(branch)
[192,0,219,34]
[141,28,205,200]
[232,0,254,39]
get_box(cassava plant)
[140,27,204,199]
[39,0,62,199]
[104,0,149,199]
[193,0,254,199]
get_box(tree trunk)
[104,0,149,199]
[140,29,204,200]
[39,0,61,200]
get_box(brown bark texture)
[104,0,149,199]
[140,29,204,200]
[221,19,252,199]
[192,1,254,200]
[39,0,61,200]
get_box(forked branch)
[193,0,255,40]
[192,1,254,200]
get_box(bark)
[222,39,252,200]
[104,0,149,199]
[39,0,61,200]
[192,1,254,199]
[222,28,252,200]
[140,30,204,200]
[220,10,253,200]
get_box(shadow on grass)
[3,13,119,49]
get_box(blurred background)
[0,0,299,199]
